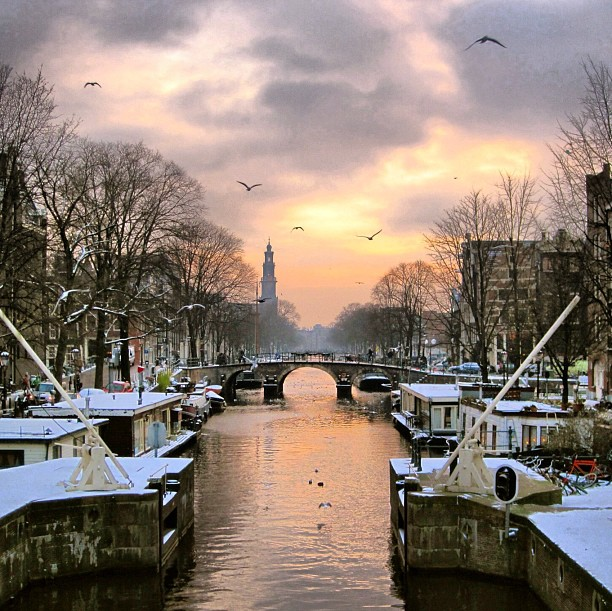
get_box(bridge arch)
[180,356,416,402]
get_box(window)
[0,450,24,468]
[522,425,538,450]
[491,425,497,450]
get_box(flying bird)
[464,36,506,50]
[357,229,382,241]
[355,281,364,285]
[177,303,208,314]
[291,226,304,231]
[237,181,262,191]
[84,82,101,87]
[318,502,332,509]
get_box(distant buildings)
[586,163,612,400]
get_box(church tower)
[260,239,278,311]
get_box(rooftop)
[31,391,184,417]
[0,418,107,441]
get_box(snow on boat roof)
[481,399,567,414]
[399,383,461,401]
[0,418,107,440]
[31,391,184,416]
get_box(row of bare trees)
[0,65,299,386]
[329,59,611,403]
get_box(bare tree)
[494,173,541,367]
[0,65,65,365]
[546,58,612,326]
[163,217,256,361]
[70,140,203,385]
[372,261,434,363]
[425,190,506,381]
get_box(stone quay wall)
[0,492,159,606]
[390,460,611,611]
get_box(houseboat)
[28,392,194,457]
[392,383,460,456]
[0,417,107,468]
[460,397,570,454]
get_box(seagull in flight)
[291,226,304,231]
[84,82,101,87]
[357,229,382,241]
[355,281,364,285]
[237,181,262,191]
[177,303,208,314]
[464,36,506,50]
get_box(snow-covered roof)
[31,391,184,417]
[0,456,192,520]
[399,383,461,401]
[0,418,107,441]
[481,399,567,414]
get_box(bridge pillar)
[263,376,279,400]
[336,381,352,400]
[336,374,352,400]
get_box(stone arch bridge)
[180,354,426,402]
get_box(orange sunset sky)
[2,0,610,327]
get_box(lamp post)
[429,338,437,370]
[0,351,9,413]
[71,348,82,393]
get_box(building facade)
[586,164,612,400]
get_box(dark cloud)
[248,0,391,74]
[0,0,209,65]
[437,0,612,133]
[248,36,329,74]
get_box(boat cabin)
[28,392,184,457]
[393,383,461,453]
[0,417,107,468]
[460,398,570,454]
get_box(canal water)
[6,368,547,610]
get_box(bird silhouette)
[355,281,364,284]
[357,229,382,240]
[319,502,332,509]
[237,181,262,191]
[84,82,101,87]
[464,36,506,50]
[291,226,304,231]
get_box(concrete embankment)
[0,456,194,606]
[390,457,611,611]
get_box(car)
[104,380,133,393]
[33,381,57,404]
[449,362,481,374]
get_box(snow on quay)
[528,484,612,593]
[0,456,192,520]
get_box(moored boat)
[358,373,391,392]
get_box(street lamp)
[0,351,9,413]
[429,339,437,370]
[71,348,82,393]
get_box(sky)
[2,0,611,328]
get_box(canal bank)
[390,456,611,611]
[0,456,194,606]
